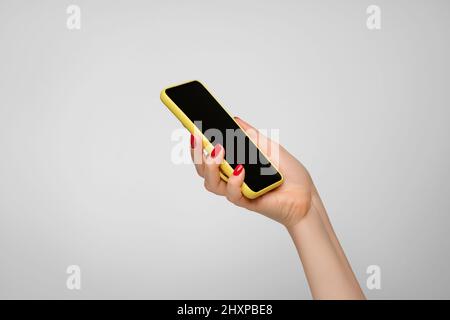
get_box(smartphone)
[160,80,283,199]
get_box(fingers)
[203,144,227,195]
[190,133,205,177]
[190,134,227,195]
[225,164,253,209]
[189,122,277,206]
[225,164,245,203]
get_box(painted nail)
[211,144,221,158]
[233,164,244,176]
[190,134,195,148]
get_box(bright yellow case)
[160,80,284,199]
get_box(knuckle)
[191,155,202,165]
[205,157,213,166]
[196,169,204,178]
[225,191,238,203]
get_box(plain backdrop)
[0,0,449,299]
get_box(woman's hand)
[190,116,314,228]
[189,116,365,299]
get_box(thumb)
[234,116,281,167]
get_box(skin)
[190,116,365,300]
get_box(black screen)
[165,81,282,192]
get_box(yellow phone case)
[160,80,284,199]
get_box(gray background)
[0,0,449,299]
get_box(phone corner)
[241,183,259,200]
[278,172,285,186]
[241,174,284,200]
[159,88,168,102]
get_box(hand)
[190,117,314,228]
[190,116,365,299]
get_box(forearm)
[311,188,363,291]
[287,193,365,299]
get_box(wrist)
[285,201,317,236]
[284,189,321,232]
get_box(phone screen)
[165,81,282,192]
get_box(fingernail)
[190,134,195,148]
[211,144,221,158]
[233,164,244,176]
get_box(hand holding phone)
[161,80,283,199]
[161,82,365,299]
[160,80,315,226]
[191,115,314,227]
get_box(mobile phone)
[160,80,283,199]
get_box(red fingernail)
[233,164,244,176]
[190,134,195,148]
[211,144,221,158]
